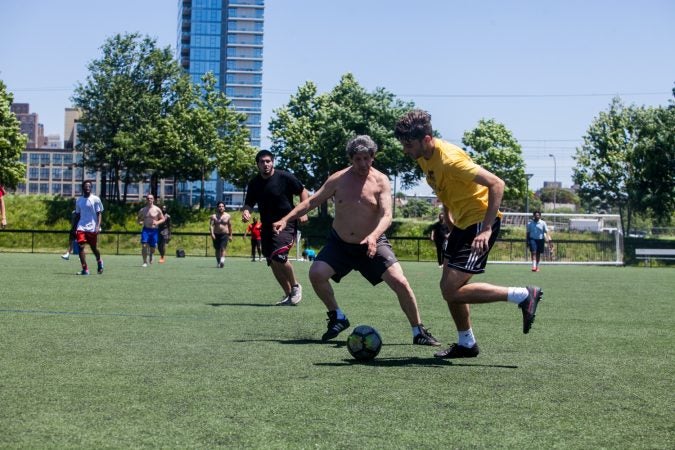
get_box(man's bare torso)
[332,167,386,244]
[140,205,163,229]
[211,212,231,234]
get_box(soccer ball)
[347,325,382,361]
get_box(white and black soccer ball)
[347,325,382,361]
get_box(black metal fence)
[0,229,627,265]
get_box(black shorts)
[261,223,296,264]
[444,218,501,274]
[315,228,398,286]
[212,233,230,251]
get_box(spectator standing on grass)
[526,210,552,272]
[137,194,165,267]
[242,150,309,306]
[157,204,172,264]
[243,216,263,261]
[430,212,450,267]
[74,180,104,275]
[395,109,543,359]
[210,201,232,268]
[272,135,440,346]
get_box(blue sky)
[1,0,673,195]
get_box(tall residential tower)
[177,0,264,205]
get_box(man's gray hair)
[346,135,378,158]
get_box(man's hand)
[471,228,492,255]
[272,219,286,235]
[299,214,309,224]
[242,210,251,223]
[360,235,377,258]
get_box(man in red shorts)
[74,180,104,275]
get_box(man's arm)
[272,176,338,233]
[1,195,6,228]
[96,212,102,233]
[297,188,310,223]
[471,167,505,253]
[209,216,216,238]
[361,174,393,250]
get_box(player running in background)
[210,201,232,268]
[74,180,104,275]
[242,150,309,306]
[395,109,543,358]
[272,135,440,346]
[137,194,165,267]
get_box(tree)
[574,93,675,227]
[0,80,27,189]
[626,104,675,225]
[462,119,527,206]
[72,33,185,203]
[269,74,421,216]
[399,198,435,219]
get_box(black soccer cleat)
[321,311,350,341]
[433,343,480,359]
[520,285,543,334]
[413,325,442,346]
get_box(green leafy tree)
[462,119,526,206]
[399,198,435,219]
[269,74,420,216]
[573,97,639,234]
[0,80,27,188]
[626,103,675,225]
[72,33,185,203]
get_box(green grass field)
[0,253,673,448]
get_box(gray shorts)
[315,228,398,286]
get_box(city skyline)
[1,0,673,195]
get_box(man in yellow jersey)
[395,109,543,358]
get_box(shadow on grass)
[316,357,519,369]
[207,303,275,308]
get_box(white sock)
[458,329,476,348]
[507,287,529,304]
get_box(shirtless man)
[210,201,232,268]
[272,135,440,346]
[137,193,165,267]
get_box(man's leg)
[381,263,441,346]
[141,243,149,265]
[308,260,337,310]
[270,259,296,296]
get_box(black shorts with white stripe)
[443,217,501,274]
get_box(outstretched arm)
[272,176,338,233]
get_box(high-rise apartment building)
[177,0,264,206]
[10,103,43,148]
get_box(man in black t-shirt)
[242,150,309,306]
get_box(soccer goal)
[500,212,623,266]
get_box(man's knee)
[309,262,332,285]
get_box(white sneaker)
[289,284,302,305]
[61,253,70,260]
[142,263,148,268]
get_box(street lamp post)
[525,173,533,214]
[548,154,557,212]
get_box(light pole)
[548,154,557,212]
[525,173,533,214]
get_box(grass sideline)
[1,253,673,448]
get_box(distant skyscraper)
[177,0,264,147]
[177,0,264,205]
[10,103,42,148]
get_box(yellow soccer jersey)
[417,139,501,229]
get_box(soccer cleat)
[321,311,350,341]
[275,295,292,306]
[413,326,442,346]
[520,285,543,334]
[97,261,104,274]
[219,262,224,268]
[434,343,480,359]
[159,257,165,264]
[142,263,148,268]
[61,253,70,260]
[78,269,90,276]
[535,267,540,272]
[531,266,537,272]
[289,284,302,305]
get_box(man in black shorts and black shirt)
[242,150,309,305]
[272,135,440,346]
